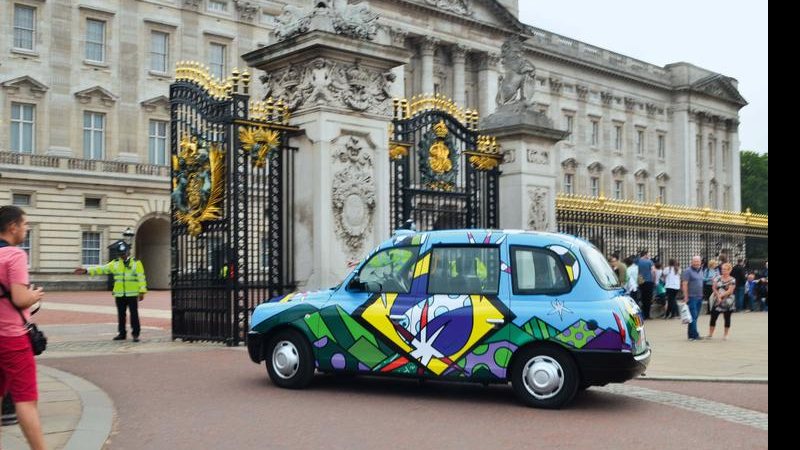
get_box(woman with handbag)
[707,262,736,341]
[0,205,46,450]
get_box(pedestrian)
[703,259,719,315]
[707,262,736,340]
[0,205,46,450]
[608,254,627,286]
[663,258,681,319]
[731,259,747,312]
[681,255,705,341]
[746,273,759,312]
[756,260,768,311]
[636,250,655,320]
[624,256,639,304]
[75,241,147,341]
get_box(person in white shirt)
[663,258,682,319]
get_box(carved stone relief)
[502,149,516,164]
[273,0,378,42]
[332,136,376,256]
[261,58,395,115]
[496,36,536,107]
[233,0,259,21]
[527,187,549,231]
[424,0,473,16]
[527,148,549,165]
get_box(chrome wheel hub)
[522,355,565,399]
[272,340,300,379]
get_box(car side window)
[511,247,570,295]
[428,246,499,295]
[358,246,419,293]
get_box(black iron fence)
[556,194,769,268]
[170,64,299,345]
[390,96,500,232]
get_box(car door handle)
[486,318,505,326]
[389,315,405,321]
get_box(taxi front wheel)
[511,346,579,409]
[265,329,315,389]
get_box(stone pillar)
[389,28,408,98]
[481,105,569,231]
[729,119,742,211]
[478,52,500,117]
[451,44,467,107]
[420,37,437,95]
[244,31,410,289]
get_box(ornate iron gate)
[170,63,298,345]
[556,194,769,267]
[389,96,500,232]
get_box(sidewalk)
[2,291,768,449]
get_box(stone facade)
[0,0,744,288]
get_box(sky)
[517,0,768,154]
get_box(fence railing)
[0,150,171,178]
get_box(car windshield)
[581,244,621,289]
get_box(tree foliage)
[740,151,768,214]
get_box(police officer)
[75,242,147,341]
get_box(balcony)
[0,151,170,178]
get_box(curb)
[636,375,768,384]
[39,365,114,450]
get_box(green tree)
[740,151,768,214]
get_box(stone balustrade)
[0,151,171,178]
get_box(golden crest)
[428,141,452,174]
[389,143,409,160]
[173,135,225,237]
[240,126,281,168]
[433,120,449,138]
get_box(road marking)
[41,302,171,319]
[598,384,768,431]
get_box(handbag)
[0,242,47,356]
[679,302,692,324]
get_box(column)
[729,119,742,211]
[451,44,467,107]
[477,52,500,117]
[389,28,408,99]
[420,37,437,95]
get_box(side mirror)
[347,276,366,291]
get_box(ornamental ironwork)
[171,134,225,237]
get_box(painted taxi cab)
[247,229,650,408]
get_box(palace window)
[10,103,35,154]
[86,19,106,62]
[13,4,36,51]
[150,31,169,73]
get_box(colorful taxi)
[247,229,650,408]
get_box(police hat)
[117,242,129,253]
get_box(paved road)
[2,291,768,449]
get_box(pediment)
[74,85,118,106]
[691,74,747,107]
[634,168,650,180]
[656,172,670,182]
[611,165,628,176]
[1,75,49,98]
[141,95,170,113]
[402,0,524,32]
[560,157,578,171]
[587,161,604,173]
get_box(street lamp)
[123,227,135,243]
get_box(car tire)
[265,329,315,389]
[511,346,579,409]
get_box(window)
[82,231,102,265]
[12,193,31,206]
[19,230,31,258]
[658,186,666,203]
[696,135,702,167]
[83,112,105,159]
[358,247,419,293]
[563,174,574,194]
[149,120,168,165]
[86,19,106,62]
[590,177,600,197]
[636,129,644,155]
[657,134,666,159]
[428,246,499,295]
[511,247,570,294]
[208,0,228,12]
[209,43,226,80]
[565,115,574,142]
[150,31,168,73]
[637,183,645,201]
[85,197,102,209]
[722,141,729,170]
[581,245,619,289]
[614,125,622,150]
[708,140,715,168]
[13,4,36,51]
[10,103,35,154]
[590,120,599,146]
[614,180,623,200]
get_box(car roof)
[388,229,589,249]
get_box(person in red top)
[0,205,45,450]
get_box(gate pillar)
[244,10,410,289]
[480,106,568,232]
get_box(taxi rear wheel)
[265,329,315,389]
[511,346,579,409]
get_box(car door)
[314,244,423,373]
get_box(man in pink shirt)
[0,205,45,450]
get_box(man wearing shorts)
[0,205,45,450]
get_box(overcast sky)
[517,0,768,154]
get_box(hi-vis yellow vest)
[89,258,147,297]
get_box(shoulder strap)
[0,239,29,326]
